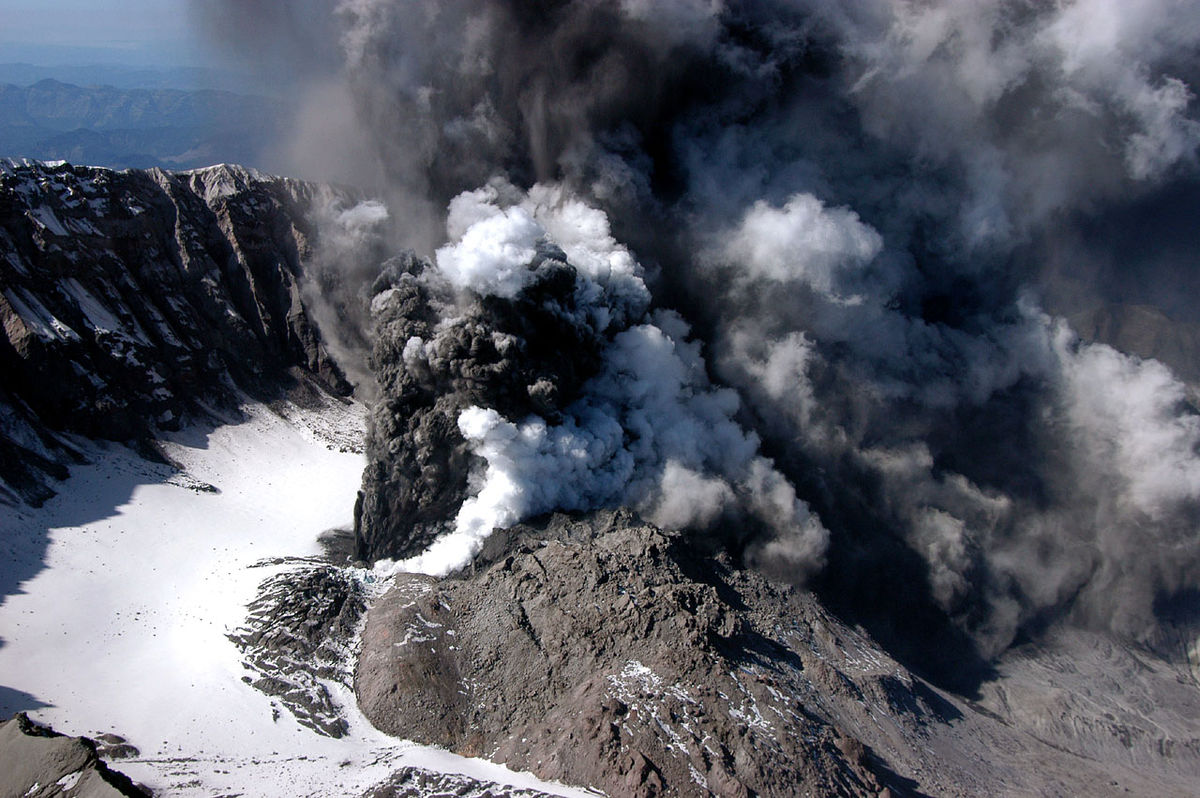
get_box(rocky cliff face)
[356,511,895,797]
[0,159,356,506]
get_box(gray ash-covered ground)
[353,509,1200,798]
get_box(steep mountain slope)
[0,158,353,507]
[353,510,1200,798]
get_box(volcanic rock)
[357,511,903,797]
[0,713,147,798]
[355,509,1200,797]
[228,565,368,738]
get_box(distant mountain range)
[0,78,284,171]
[0,62,265,93]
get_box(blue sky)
[1,0,210,66]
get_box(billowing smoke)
[303,195,393,395]
[371,183,827,578]
[197,0,1200,668]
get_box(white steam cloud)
[715,193,883,297]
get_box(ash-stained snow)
[0,399,597,798]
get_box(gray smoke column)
[197,0,1200,666]
[303,194,393,395]
[363,181,828,578]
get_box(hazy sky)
[1,0,210,66]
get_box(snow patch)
[27,205,69,237]
[55,770,82,790]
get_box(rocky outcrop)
[0,713,147,798]
[361,767,560,798]
[355,509,1200,798]
[0,159,357,506]
[227,565,368,738]
[356,511,923,797]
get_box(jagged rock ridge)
[0,158,354,506]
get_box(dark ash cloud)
[198,0,1200,672]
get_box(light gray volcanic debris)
[356,509,1200,798]
[0,713,148,798]
[0,159,363,507]
[228,565,368,738]
[361,767,561,798]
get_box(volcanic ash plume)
[200,0,1200,664]
[363,183,827,578]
